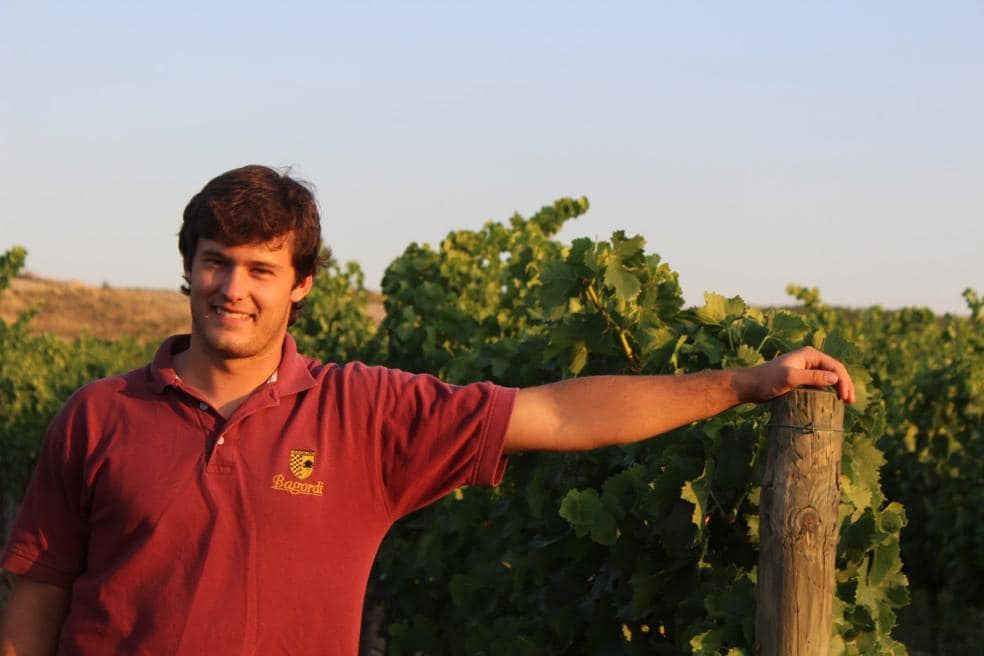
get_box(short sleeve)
[365,366,517,520]
[1,395,90,588]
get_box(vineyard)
[1,201,980,654]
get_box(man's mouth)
[214,306,254,320]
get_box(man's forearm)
[0,576,69,656]
[502,346,854,454]
[504,369,743,453]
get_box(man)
[0,165,854,655]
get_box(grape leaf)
[538,262,578,311]
[680,459,714,533]
[769,311,809,345]
[559,488,617,544]
[604,264,641,302]
[690,628,724,654]
[840,509,877,564]
[610,231,646,262]
[822,330,863,364]
[726,344,764,368]
[559,488,602,538]
[695,292,746,326]
[869,540,902,586]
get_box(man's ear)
[290,275,314,302]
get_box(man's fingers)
[810,352,855,403]
[782,347,856,403]
[788,367,838,389]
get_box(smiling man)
[175,236,314,417]
[0,165,854,655]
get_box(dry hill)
[0,274,191,341]
[1,274,385,342]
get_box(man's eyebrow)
[198,246,230,259]
[248,258,285,269]
[198,247,286,269]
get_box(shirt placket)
[173,395,257,654]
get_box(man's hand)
[504,347,855,454]
[732,346,856,405]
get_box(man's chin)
[190,314,283,361]
[201,333,264,360]
[210,344,257,359]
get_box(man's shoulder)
[307,358,374,386]
[306,360,480,402]
[43,361,156,445]
[66,361,154,407]
[309,359,410,385]
[301,359,410,400]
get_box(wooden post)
[756,389,844,656]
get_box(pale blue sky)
[1,1,981,314]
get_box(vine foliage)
[355,202,908,654]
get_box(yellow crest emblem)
[289,449,316,480]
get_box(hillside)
[0,274,191,341]
[0,274,385,341]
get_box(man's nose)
[219,266,248,300]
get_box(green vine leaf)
[680,458,715,535]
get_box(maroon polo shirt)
[2,334,516,655]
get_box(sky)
[1,1,981,315]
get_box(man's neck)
[172,336,283,418]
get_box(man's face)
[186,236,313,361]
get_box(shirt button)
[199,402,208,411]
[217,436,225,445]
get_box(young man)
[0,165,854,655]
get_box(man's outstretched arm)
[503,346,855,454]
[0,576,69,656]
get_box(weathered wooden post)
[756,389,844,655]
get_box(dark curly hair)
[178,165,329,324]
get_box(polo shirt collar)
[148,333,316,398]
[148,334,188,394]
[273,333,318,397]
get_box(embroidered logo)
[289,449,316,480]
[271,448,324,497]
